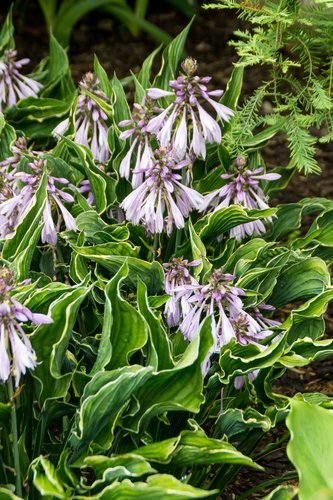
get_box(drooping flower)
[0,268,53,386]
[146,57,234,160]
[0,159,77,244]
[231,312,275,389]
[0,136,29,175]
[120,146,204,235]
[53,72,109,162]
[200,155,281,240]
[118,100,156,188]
[178,269,247,349]
[0,49,42,112]
[163,257,200,328]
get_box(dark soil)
[1,2,333,498]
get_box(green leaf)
[269,257,330,308]
[137,280,173,370]
[2,171,47,279]
[41,32,75,98]
[153,18,194,90]
[93,263,148,372]
[219,337,287,384]
[137,44,162,92]
[96,474,217,499]
[84,454,156,485]
[122,317,213,433]
[188,219,212,278]
[59,138,115,212]
[0,116,16,161]
[195,205,276,240]
[31,456,67,499]
[72,249,164,294]
[287,399,333,499]
[111,72,131,124]
[70,365,154,462]
[31,282,91,405]
[242,119,286,149]
[0,5,14,51]
[0,488,21,499]
[262,485,297,500]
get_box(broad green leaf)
[93,474,217,499]
[31,456,67,499]
[41,33,75,98]
[213,407,272,439]
[221,64,244,111]
[73,251,164,295]
[2,171,47,279]
[70,365,154,462]
[219,336,287,384]
[130,428,260,470]
[5,97,71,138]
[31,282,90,404]
[93,263,148,372]
[287,399,333,499]
[269,257,330,307]
[243,119,286,149]
[94,55,112,98]
[262,485,297,499]
[84,454,156,486]
[283,289,333,342]
[137,280,173,370]
[279,337,333,368]
[122,317,213,433]
[0,488,21,499]
[195,205,276,240]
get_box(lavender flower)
[0,49,42,111]
[146,57,233,160]
[120,146,203,235]
[0,159,77,244]
[118,101,155,188]
[201,155,281,240]
[231,313,274,389]
[178,269,247,349]
[0,268,52,386]
[53,72,109,162]
[0,136,29,174]
[163,257,200,328]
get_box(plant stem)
[8,377,22,498]
[153,233,159,260]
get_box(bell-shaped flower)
[0,49,42,112]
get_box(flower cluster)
[121,146,203,234]
[146,57,234,160]
[166,267,280,381]
[0,158,77,244]
[0,49,42,111]
[201,155,281,239]
[118,58,235,235]
[118,100,155,188]
[163,257,200,327]
[0,268,52,386]
[53,72,109,162]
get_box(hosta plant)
[0,5,333,499]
